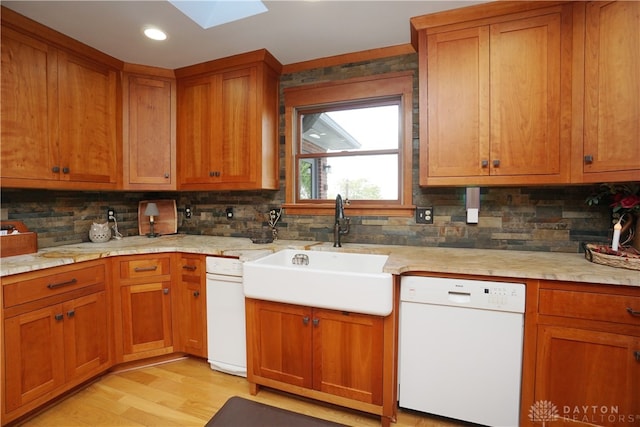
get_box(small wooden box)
[0,221,38,257]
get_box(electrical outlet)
[225,207,234,219]
[416,207,433,224]
[107,208,116,222]
[184,206,192,219]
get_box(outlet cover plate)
[416,207,433,224]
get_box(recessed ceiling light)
[143,27,168,41]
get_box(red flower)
[618,194,640,209]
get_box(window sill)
[282,203,416,217]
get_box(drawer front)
[539,289,640,326]
[119,255,171,279]
[3,263,105,308]
[180,255,202,277]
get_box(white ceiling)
[2,1,487,69]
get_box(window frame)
[283,71,415,217]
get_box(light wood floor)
[19,357,465,427]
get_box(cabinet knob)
[312,318,320,327]
[163,288,169,295]
[193,290,200,297]
[62,167,70,174]
[54,313,64,321]
[481,160,489,168]
[302,316,310,325]
[492,159,500,167]
[67,310,75,318]
[164,173,170,178]
[52,166,60,173]
[584,155,594,164]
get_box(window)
[283,72,415,216]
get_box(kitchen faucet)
[333,194,350,247]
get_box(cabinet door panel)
[4,305,65,412]
[120,282,173,356]
[252,301,312,388]
[490,13,562,176]
[583,1,640,175]
[176,255,206,356]
[177,75,217,184]
[0,28,58,181]
[63,291,109,380]
[218,68,257,184]
[57,51,117,184]
[312,309,384,405]
[535,325,639,425]
[125,75,175,188]
[426,27,490,178]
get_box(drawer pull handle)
[627,307,640,317]
[182,265,197,271]
[134,266,158,272]
[48,278,78,289]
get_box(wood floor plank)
[19,358,465,427]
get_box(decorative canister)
[89,222,111,243]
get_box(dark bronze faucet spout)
[333,194,350,247]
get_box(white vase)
[89,222,111,243]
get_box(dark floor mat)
[205,396,348,427]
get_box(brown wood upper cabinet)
[0,8,120,190]
[571,1,640,182]
[122,66,177,190]
[413,3,573,186]
[176,50,281,191]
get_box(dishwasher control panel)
[401,276,525,313]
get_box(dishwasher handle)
[448,291,471,304]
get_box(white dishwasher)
[399,276,525,426]
[206,256,246,377]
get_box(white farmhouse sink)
[243,249,393,316]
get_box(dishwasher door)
[399,276,525,426]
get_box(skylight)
[168,0,268,29]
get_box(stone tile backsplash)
[0,185,610,253]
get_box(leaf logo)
[529,400,559,426]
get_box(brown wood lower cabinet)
[245,298,395,426]
[522,280,640,426]
[174,254,207,357]
[1,261,110,424]
[112,254,174,362]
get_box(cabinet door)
[119,281,173,360]
[0,27,59,181]
[425,27,490,179]
[175,255,206,357]
[216,67,258,186]
[124,74,176,189]
[249,300,313,388]
[535,325,640,425]
[57,50,117,185]
[177,74,218,185]
[581,1,640,179]
[490,12,565,178]
[63,291,110,380]
[312,309,384,405]
[4,305,65,412]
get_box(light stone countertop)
[0,234,638,287]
